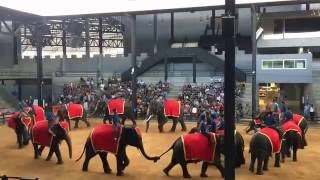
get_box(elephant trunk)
[139,140,159,162]
[65,134,72,159]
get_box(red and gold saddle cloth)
[259,127,282,153]
[292,114,304,127]
[33,105,46,123]
[66,104,84,119]
[107,99,125,115]
[281,121,302,136]
[32,121,69,147]
[164,99,180,117]
[90,124,142,154]
[182,132,216,162]
[7,112,32,129]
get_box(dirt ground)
[0,119,319,180]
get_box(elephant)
[292,114,308,148]
[91,99,136,126]
[189,127,245,168]
[280,121,303,162]
[76,124,159,176]
[145,99,187,133]
[31,121,72,164]
[7,112,31,148]
[159,131,224,178]
[249,127,285,175]
[56,103,90,129]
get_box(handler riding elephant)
[145,98,187,133]
[57,103,90,129]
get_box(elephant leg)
[163,156,178,176]
[103,115,108,124]
[178,117,187,131]
[98,152,112,174]
[293,147,298,162]
[180,162,191,178]
[263,156,269,171]
[157,116,164,133]
[170,118,178,132]
[274,153,280,167]
[16,131,22,148]
[67,119,72,130]
[302,134,307,148]
[249,153,256,173]
[54,145,63,164]
[281,151,285,163]
[74,119,79,128]
[256,154,264,175]
[122,151,130,170]
[145,120,150,133]
[33,144,40,159]
[116,154,125,176]
[46,147,54,161]
[200,162,209,177]
[82,143,96,171]
[84,118,90,127]
[38,146,45,156]
[213,155,225,178]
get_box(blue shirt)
[112,113,121,126]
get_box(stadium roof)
[0,0,318,18]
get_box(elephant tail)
[75,137,88,162]
[158,138,178,158]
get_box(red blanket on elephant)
[282,121,302,136]
[292,114,304,126]
[32,121,69,147]
[66,104,83,119]
[7,112,32,129]
[164,99,180,117]
[90,124,123,154]
[259,128,282,153]
[33,105,45,122]
[182,132,216,162]
[107,99,125,115]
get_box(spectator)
[310,104,315,121]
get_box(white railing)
[263,31,320,40]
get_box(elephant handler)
[112,108,121,141]
[263,113,284,139]
[46,108,59,137]
[199,113,212,145]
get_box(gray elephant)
[31,121,72,164]
[56,103,90,129]
[145,99,187,133]
[159,131,224,178]
[76,124,159,176]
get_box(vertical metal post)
[170,12,174,43]
[62,22,67,74]
[153,14,158,55]
[251,5,257,118]
[99,17,103,55]
[211,9,216,37]
[306,3,310,10]
[36,24,43,107]
[98,17,103,79]
[223,0,236,179]
[17,80,22,101]
[164,57,168,81]
[130,14,137,117]
[13,21,19,64]
[193,56,196,83]
[85,18,90,59]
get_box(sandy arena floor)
[0,119,319,180]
